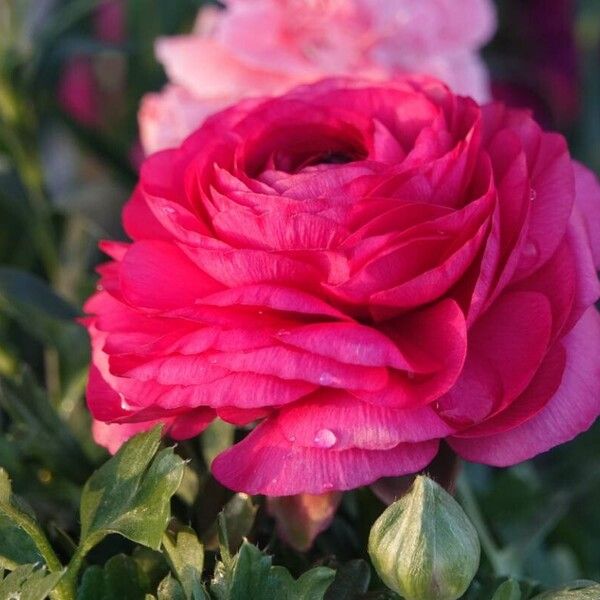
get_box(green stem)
[59,544,90,600]
[0,503,69,600]
[59,532,107,599]
[456,474,517,577]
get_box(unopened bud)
[368,475,480,600]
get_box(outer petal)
[120,240,222,309]
[139,85,229,154]
[92,419,160,454]
[438,290,553,424]
[276,390,454,450]
[449,307,600,464]
[211,418,439,495]
[573,161,600,269]
[155,36,295,99]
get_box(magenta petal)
[168,408,215,439]
[276,390,453,449]
[154,374,316,410]
[211,418,439,495]
[92,419,165,454]
[439,290,553,423]
[120,240,222,309]
[201,284,348,320]
[449,307,600,465]
[122,187,171,242]
[277,322,413,369]
[573,161,600,269]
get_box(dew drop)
[406,370,416,380]
[529,188,537,202]
[96,283,104,291]
[523,240,539,258]
[319,372,341,386]
[322,482,334,491]
[289,435,296,442]
[119,393,134,411]
[258,310,264,315]
[276,329,291,336]
[162,205,176,214]
[314,428,337,448]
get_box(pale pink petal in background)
[139,0,497,154]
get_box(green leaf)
[77,555,150,600]
[211,540,335,600]
[157,575,186,600]
[131,547,170,592]
[0,467,63,574]
[204,493,257,554]
[162,524,205,600]
[0,267,79,344]
[0,467,42,569]
[324,560,371,599]
[0,515,42,570]
[532,582,600,599]
[492,579,522,600]
[0,564,64,600]
[290,568,338,600]
[0,468,10,504]
[79,427,185,552]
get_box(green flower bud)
[368,475,480,600]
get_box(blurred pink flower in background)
[57,57,100,127]
[139,0,496,154]
[94,0,126,44]
[57,0,125,126]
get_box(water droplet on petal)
[119,392,134,411]
[96,283,104,291]
[314,428,337,448]
[529,188,537,202]
[289,435,296,442]
[322,482,334,490]
[523,240,539,259]
[257,310,264,315]
[277,329,291,336]
[162,205,176,214]
[319,372,341,386]
[406,370,416,380]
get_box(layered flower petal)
[86,77,600,500]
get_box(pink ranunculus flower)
[85,77,600,496]
[138,0,496,154]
